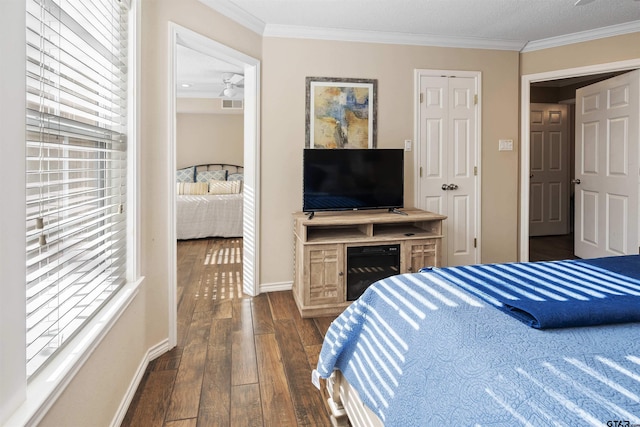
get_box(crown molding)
[263,24,526,51]
[199,0,639,52]
[521,20,640,52]
[198,0,265,35]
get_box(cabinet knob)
[339,271,344,276]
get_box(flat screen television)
[303,148,404,213]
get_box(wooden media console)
[292,209,446,317]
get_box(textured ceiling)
[207,0,640,48]
[177,45,244,99]
[180,0,640,99]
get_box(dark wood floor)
[121,238,336,427]
[529,233,578,262]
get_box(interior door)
[574,70,640,258]
[529,103,569,236]
[419,75,478,266]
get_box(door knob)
[571,178,581,184]
[442,184,449,191]
[447,183,459,190]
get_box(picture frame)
[305,77,377,149]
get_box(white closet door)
[419,75,478,266]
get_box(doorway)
[168,23,261,346]
[520,59,640,262]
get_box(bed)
[176,163,244,240]
[314,255,640,426]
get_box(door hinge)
[474,94,478,105]
[420,92,424,103]
[474,238,477,248]
[419,166,423,177]
[474,166,478,176]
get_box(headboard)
[177,163,244,183]
[193,163,244,175]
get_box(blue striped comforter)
[315,256,640,425]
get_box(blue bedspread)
[429,255,640,329]
[315,256,640,425]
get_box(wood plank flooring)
[529,233,578,262]
[121,238,336,427]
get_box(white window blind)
[25,0,129,377]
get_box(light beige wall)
[521,32,640,75]
[177,97,245,114]
[138,0,260,369]
[36,1,261,425]
[38,296,148,426]
[177,113,244,168]
[260,38,520,285]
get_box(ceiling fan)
[220,72,244,97]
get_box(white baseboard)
[110,338,172,427]
[259,281,293,293]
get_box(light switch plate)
[499,139,513,151]
[404,140,412,151]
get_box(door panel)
[425,196,442,216]
[425,119,443,178]
[419,75,477,266]
[580,190,599,245]
[451,194,470,256]
[530,183,544,223]
[453,119,470,177]
[606,194,627,254]
[574,70,639,258]
[529,103,569,236]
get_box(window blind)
[25,0,129,377]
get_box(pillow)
[177,182,209,195]
[227,172,244,181]
[196,169,227,182]
[209,179,242,195]
[176,167,194,183]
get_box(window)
[25,0,130,377]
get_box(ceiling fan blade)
[229,73,244,85]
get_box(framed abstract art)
[305,77,377,149]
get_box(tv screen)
[303,148,404,212]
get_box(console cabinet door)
[304,244,345,306]
[404,239,440,273]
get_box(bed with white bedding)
[176,163,243,240]
[314,255,640,426]
[176,193,243,239]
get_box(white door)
[529,103,569,236]
[418,75,478,266]
[574,70,640,258]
